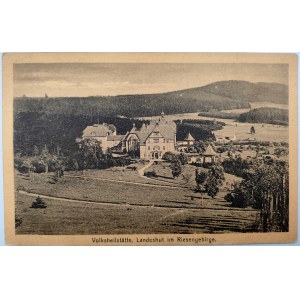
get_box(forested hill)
[238,108,288,126]
[198,81,288,104]
[14,86,251,118]
[14,80,287,117]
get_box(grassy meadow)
[15,166,257,235]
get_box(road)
[17,190,255,213]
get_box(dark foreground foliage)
[225,161,289,232]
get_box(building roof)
[82,123,116,138]
[133,121,176,144]
[107,135,124,141]
[203,144,218,156]
[184,132,195,141]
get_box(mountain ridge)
[14,80,288,118]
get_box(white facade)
[77,123,123,153]
[123,113,177,160]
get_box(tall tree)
[195,169,208,199]
[78,138,103,170]
[205,176,219,199]
[204,164,225,199]
[208,164,225,185]
[170,158,182,178]
[224,161,289,232]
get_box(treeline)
[14,114,222,157]
[238,108,288,126]
[14,112,147,156]
[14,139,132,178]
[14,93,251,118]
[197,111,240,119]
[175,119,224,141]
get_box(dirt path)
[136,161,185,187]
[17,190,255,213]
[137,161,154,177]
[17,190,189,210]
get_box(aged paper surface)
[2,53,298,245]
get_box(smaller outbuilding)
[202,144,218,163]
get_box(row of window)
[148,146,165,150]
[150,138,166,143]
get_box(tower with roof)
[202,144,218,163]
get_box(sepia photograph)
[2,53,298,245]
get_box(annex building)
[75,123,124,153]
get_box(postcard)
[2,53,298,245]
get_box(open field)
[140,110,289,143]
[15,170,257,235]
[213,121,288,142]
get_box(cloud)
[13,63,289,97]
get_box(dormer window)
[91,131,96,136]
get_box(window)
[148,146,150,150]
[163,146,165,150]
[153,138,159,143]
[91,131,96,136]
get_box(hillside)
[199,80,288,104]
[14,84,253,118]
[14,80,288,117]
[238,107,288,126]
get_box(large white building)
[77,112,177,159]
[76,115,223,165]
[123,112,177,159]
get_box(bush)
[224,184,253,208]
[144,171,157,178]
[162,152,177,162]
[31,196,47,209]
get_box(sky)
[13,63,289,97]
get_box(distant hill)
[14,80,288,118]
[199,80,288,104]
[238,107,288,126]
